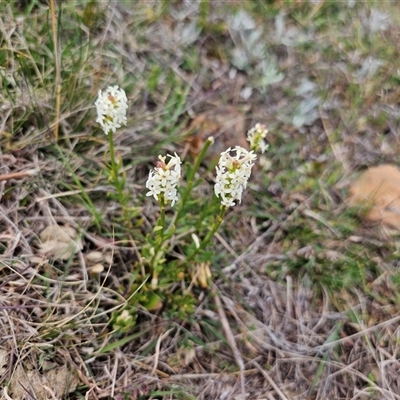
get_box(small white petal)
[95,86,128,135]
[214,146,256,208]
[145,153,182,206]
[247,123,269,154]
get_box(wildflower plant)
[95,86,137,228]
[112,309,136,333]
[145,153,182,288]
[146,153,181,207]
[247,123,269,153]
[100,120,266,325]
[214,146,257,208]
[136,125,265,319]
[95,85,128,134]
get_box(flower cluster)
[146,153,182,206]
[214,146,257,208]
[247,123,269,154]
[95,85,128,134]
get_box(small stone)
[85,251,104,263]
[89,263,104,274]
[38,225,82,260]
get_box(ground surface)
[2,1,400,399]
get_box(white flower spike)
[247,123,269,154]
[146,153,182,206]
[214,146,257,208]
[95,85,128,134]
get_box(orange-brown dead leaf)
[348,164,400,230]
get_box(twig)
[0,206,31,254]
[0,169,38,182]
[3,387,13,400]
[35,187,108,201]
[110,351,119,399]
[316,315,400,352]
[132,360,169,379]
[42,385,58,400]
[151,328,174,376]
[212,285,246,399]
[252,361,289,400]
[49,0,61,141]
[285,275,293,320]
[168,369,258,380]
[302,209,341,237]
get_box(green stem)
[108,132,120,193]
[158,198,166,240]
[168,137,214,231]
[148,137,215,287]
[186,205,226,263]
[108,131,131,228]
[150,197,166,288]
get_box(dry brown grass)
[2,1,400,399]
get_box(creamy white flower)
[146,153,182,206]
[214,146,257,207]
[95,85,128,134]
[247,123,269,153]
[116,310,133,324]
